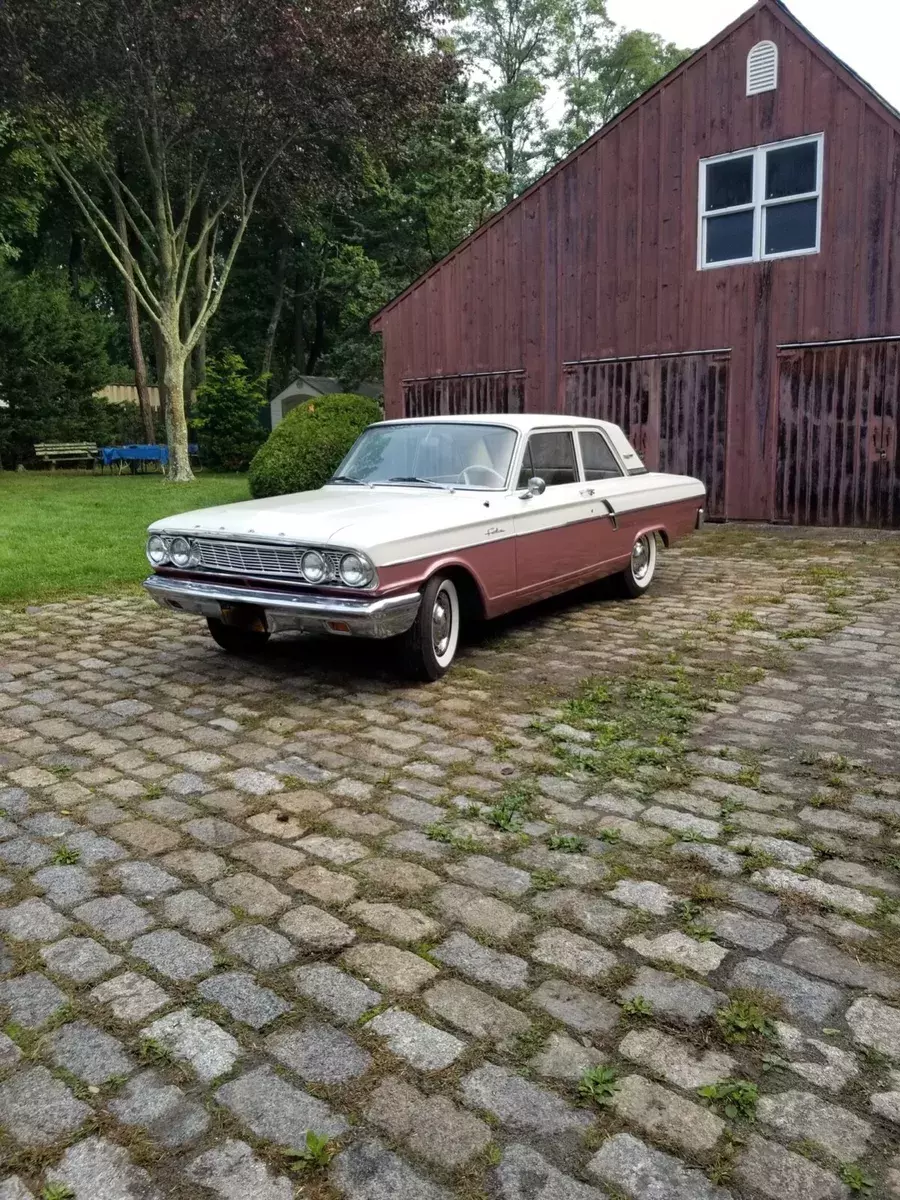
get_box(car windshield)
[333,422,518,490]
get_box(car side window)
[579,431,623,481]
[517,431,578,488]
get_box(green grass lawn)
[0,470,251,606]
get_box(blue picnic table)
[99,444,199,472]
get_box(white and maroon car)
[144,415,705,679]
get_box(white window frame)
[698,133,824,270]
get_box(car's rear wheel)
[400,574,460,681]
[207,617,271,655]
[618,532,657,598]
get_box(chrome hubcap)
[432,589,452,657]
[632,536,652,581]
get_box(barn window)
[747,40,778,94]
[698,134,823,268]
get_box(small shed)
[270,376,383,428]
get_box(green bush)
[193,350,268,471]
[248,392,381,498]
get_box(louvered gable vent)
[747,40,778,95]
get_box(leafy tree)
[193,351,268,472]
[0,265,111,466]
[552,20,692,154]
[456,0,563,200]
[0,0,451,481]
[0,115,51,263]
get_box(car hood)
[147,484,495,549]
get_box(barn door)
[776,340,900,527]
[563,352,729,517]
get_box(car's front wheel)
[400,574,460,681]
[207,617,271,655]
[618,532,657,598]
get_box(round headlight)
[170,536,195,568]
[339,552,372,587]
[301,550,327,583]
[146,534,169,566]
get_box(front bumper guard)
[143,575,421,639]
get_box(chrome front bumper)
[143,575,421,639]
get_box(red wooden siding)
[776,339,900,526]
[563,353,730,518]
[402,371,525,418]
[373,0,900,525]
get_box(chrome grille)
[193,539,342,582]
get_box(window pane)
[518,432,577,487]
[705,210,754,263]
[766,141,817,199]
[579,431,622,481]
[705,156,753,211]
[764,197,818,254]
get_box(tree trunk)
[304,299,326,374]
[180,298,193,416]
[192,206,209,393]
[262,239,291,383]
[162,342,194,483]
[292,267,306,376]
[153,327,170,432]
[112,183,155,443]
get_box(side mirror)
[519,476,546,499]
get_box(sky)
[607,0,900,110]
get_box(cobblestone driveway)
[2,527,900,1200]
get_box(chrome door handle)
[580,488,595,497]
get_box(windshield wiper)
[328,474,371,486]
[386,476,451,490]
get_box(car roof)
[375,413,619,434]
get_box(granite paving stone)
[0,898,70,941]
[342,942,438,993]
[330,1138,451,1200]
[368,1007,466,1069]
[162,888,234,934]
[0,1066,90,1145]
[756,1088,872,1160]
[141,1008,241,1081]
[729,957,844,1023]
[184,1139,293,1200]
[108,1069,211,1146]
[619,967,722,1025]
[733,1134,848,1200]
[278,904,356,950]
[220,924,297,970]
[130,929,216,979]
[89,971,170,1023]
[291,963,381,1023]
[366,1075,491,1169]
[432,931,529,990]
[423,978,531,1042]
[494,1144,606,1200]
[588,1132,733,1199]
[40,936,120,990]
[460,1063,593,1134]
[43,1135,161,1200]
[530,978,619,1033]
[198,970,291,1029]
[216,1065,348,1147]
[266,1022,372,1083]
[47,1019,135,1083]
[0,972,68,1028]
[74,895,154,941]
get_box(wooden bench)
[33,442,99,470]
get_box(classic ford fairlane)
[144,415,706,679]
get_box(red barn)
[371,0,900,526]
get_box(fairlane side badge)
[485,526,507,537]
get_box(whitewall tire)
[619,533,657,598]
[400,574,460,681]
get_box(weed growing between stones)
[697,1078,759,1120]
[715,994,778,1045]
[578,1065,620,1106]
[283,1130,338,1172]
[839,1164,875,1194]
[41,1185,76,1200]
[52,846,81,866]
[620,995,653,1018]
[546,833,586,853]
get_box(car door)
[576,428,631,570]
[513,429,589,599]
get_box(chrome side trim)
[143,576,421,639]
